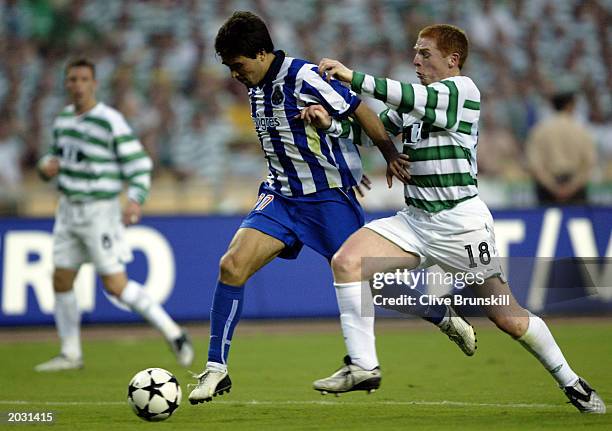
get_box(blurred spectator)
[0,113,23,214]
[526,91,596,205]
[0,0,609,213]
[478,108,526,181]
[172,108,231,184]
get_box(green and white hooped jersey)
[351,72,480,213]
[46,102,152,204]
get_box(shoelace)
[187,370,208,389]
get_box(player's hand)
[554,183,579,202]
[39,157,60,179]
[296,105,332,129]
[354,174,372,198]
[123,200,142,226]
[386,154,411,188]
[318,58,353,84]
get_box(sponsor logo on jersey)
[254,111,281,132]
[402,123,423,144]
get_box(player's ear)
[448,53,460,68]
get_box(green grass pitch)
[1,319,611,430]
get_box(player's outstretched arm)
[319,58,473,133]
[352,103,410,187]
[299,103,409,188]
[350,71,470,132]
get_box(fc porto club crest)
[271,84,284,106]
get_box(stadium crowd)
[0,0,610,214]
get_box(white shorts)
[365,196,505,281]
[53,196,132,275]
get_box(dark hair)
[65,58,96,78]
[419,24,469,69]
[215,11,274,60]
[551,92,575,111]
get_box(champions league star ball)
[127,368,182,421]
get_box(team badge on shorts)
[101,233,113,249]
[272,84,284,106]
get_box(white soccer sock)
[517,314,579,387]
[54,290,82,360]
[206,361,227,373]
[335,281,379,370]
[120,280,182,341]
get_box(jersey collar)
[257,50,285,87]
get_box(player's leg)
[208,227,285,366]
[332,216,473,358]
[314,222,466,394]
[291,189,391,394]
[189,227,286,404]
[36,205,86,372]
[191,185,301,404]
[472,276,605,413]
[35,267,84,372]
[86,198,193,367]
[332,226,421,367]
[100,271,194,367]
[312,227,417,394]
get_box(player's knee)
[52,270,74,293]
[219,252,249,286]
[331,249,362,281]
[103,279,126,298]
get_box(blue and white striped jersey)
[248,51,362,196]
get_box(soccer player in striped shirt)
[309,24,605,413]
[188,11,433,404]
[35,58,194,372]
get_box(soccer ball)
[127,368,182,421]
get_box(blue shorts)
[240,183,365,261]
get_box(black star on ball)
[127,383,139,399]
[134,403,158,421]
[142,381,165,401]
[163,397,179,416]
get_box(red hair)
[419,24,469,69]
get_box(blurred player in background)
[35,58,194,372]
[306,24,605,413]
[188,10,434,404]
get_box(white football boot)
[170,330,194,367]
[34,354,83,372]
[188,364,232,404]
[438,296,477,356]
[313,356,381,395]
[563,378,606,414]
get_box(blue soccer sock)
[380,283,449,325]
[413,290,449,325]
[207,281,244,367]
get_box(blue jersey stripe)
[263,81,303,195]
[285,59,329,193]
[316,128,340,170]
[250,89,282,192]
[329,136,356,188]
